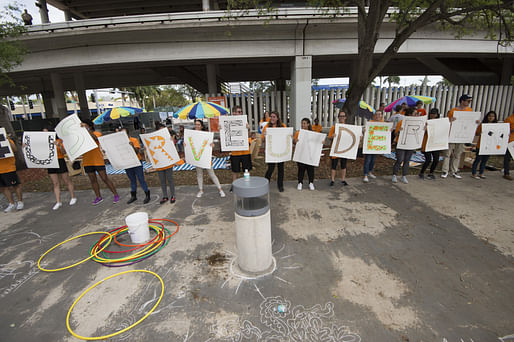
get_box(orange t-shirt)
[447,106,472,119]
[312,124,323,133]
[56,139,65,159]
[504,114,514,142]
[231,138,252,156]
[394,120,404,144]
[416,108,427,116]
[328,125,345,159]
[129,136,142,160]
[261,122,286,137]
[82,131,105,167]
[0,138,16,174]
[475,124,483,148]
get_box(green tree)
[152,86,189,109]
[124,86,162,110]
[226,0,513,122]
[0,2,27,87]
[437,77,453,87]
[385,76,401,87]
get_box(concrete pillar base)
[235,210,272,274]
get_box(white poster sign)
[184,129,213,169]
[397,116,427,150]
[22,132,59,168]
[479,123,510,155]
[98,132,141,170]
[55,114,97,161]
[0,127,14,159]
[141,128,180,169]
[448,111,481,143]
[293,129,326,166]
[219,115,249,152]
[265,127,293,163]
[508,141,514,159]
[426,118,450,152]
[329,124,363,160]
[362,122,392,154]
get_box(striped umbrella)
[173,101,229,120]
[93,107,144,124]
[384,95,436,112]
[332,99,375,119]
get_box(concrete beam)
[73,73,91,120]
[417,57,468,85]
[290,55,312,131]
[50,72,67,119]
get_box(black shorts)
[48,158,68,174]
[0,171,21,187]
[331,158,347,170]
[84,165,106,174]
[231,154,252,173]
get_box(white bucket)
[125,212,150,244]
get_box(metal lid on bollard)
[232,176,270,217]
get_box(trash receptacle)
[232,176,272,274]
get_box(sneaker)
[427,174,436,180]
[329,180,334,186]
[309,183,315,191]
[69,198,77,206]
[196,191,204,198]
[503,174,513,181]
[452,173,462,179]
[341,180,348,186]
[368,172,377,179]
[471,174,480,179]
[441,172,448,179]
[363,176,369,183]
[297,183,302,191]
[52,202,62,211]
[400,176,409,184]
[278,187,284,192]
[479,174,486,179]
[16,201,24,210]
[159,197,168,204]
[170,196,176,203]
[4,203,15,213]
[92,197,103,205]
[113,195,120,203]
[418,174,424,180]
[219,190,226,198]
[392,175,398,183]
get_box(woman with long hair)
[262,111,287,192]
[293,118,316,190]
[471,111,498,179]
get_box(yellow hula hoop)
[37,231,113,272]
[66,269,164,340]
[90,225,162,263]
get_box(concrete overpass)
[3,7,513,125]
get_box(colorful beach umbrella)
[93,107,144,124]
[173,101,229,120]
[384,95,436,112]
[332,99,375,119]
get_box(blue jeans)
[363,154,377,175]
[125,163,148,192]
[471,151,489,175]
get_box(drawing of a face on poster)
[184,129,213,169]
[22,132,59,168]
[98,132,141,170]
[329,124,362,160]
[448,111,481,143]
[265,127,293,163]
[0,127,14,159]
[362,122,392,154]
[141,128,180,169]
[397,116,427,150]
[425,118,450,152]
[55,114,97,161]
[292,129,326,166]
[219,115,249,152]
[479,123,510,155]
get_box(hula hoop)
[37,231,113,272]
[66,269,164,340]
[113,220,165,247]
[103,223,164,253]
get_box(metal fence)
[208,84,513,131]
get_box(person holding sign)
[328,111,350,186]
[121,128,150,204]
[471,111,498,179]
[0,130,24,212]
[503,112,514,181]
[293,118,316,190]
[392,107,417,184]
[253,111,270,159]
[263,111,287,192]
[81,121,120,205]
[362,110,385,183]
[441,94,475,179]
[43,126,77,210]
[193,120,225,198]
[419,108,442,180]
[153,122,177,204]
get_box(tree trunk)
[0,105,27,170]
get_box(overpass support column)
[64,10,72,21]
[73,73,90,120]
[50,73,67,119]
[36,0,50,24]
[290,56,312,131]
[41,91,54,118]
[500,58,512,85]
[206,64,217,95]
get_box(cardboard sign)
[293,129,326,166]
[98,132,141,170]
[55,114,97,162]
[141,128,180,169]
[22,131,59,168]
[329,124,362,160]
[363,122,392,154]
[219,115,249,152]
[426,118,450,152]
[448,111,481,143]
[265,127,293,163]
[184,129,213,169]
[0,127,14,159]
[397,116,427,150]
[479,123,510,155]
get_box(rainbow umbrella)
[173,101,229,120]
[384,95,436,112]
[332,99,375,119]
[93,107,144,124]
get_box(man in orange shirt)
[503,112,514,180]
[415,100,427,116]
[312,118,323,133]
[81,121,119,205]
[0,130,24,212]
[441,94,474,179]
